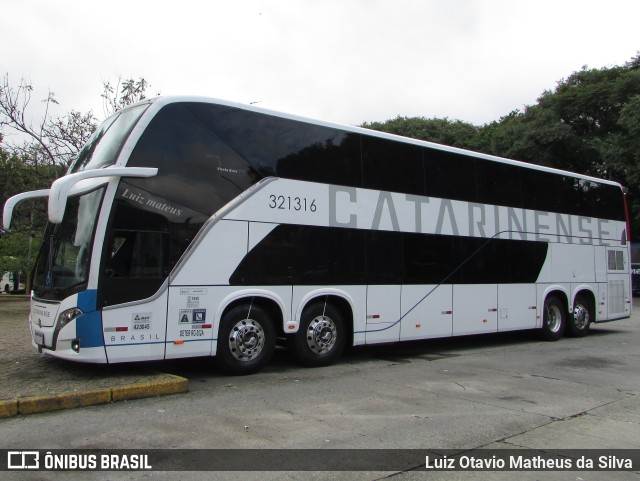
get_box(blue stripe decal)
[76,311,104,347]
[75,290,103,347]
[106,341,166,347]
[77,289,98,312]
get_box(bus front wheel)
[216,304,276,375]
[541,296,565,341]
[292,301,346,367]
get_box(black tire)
[541,296,565,341]
[216,304,276,375]
[292,301,346,367]
[566,295,592,337]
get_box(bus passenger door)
[452,284,498,336]
[365,285,401,343]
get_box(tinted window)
[403,233,459,284]
[424,150,477,203]
[127,103,258,217]
[177,103,363,188]
[276,131,363,187]
[476,159,523,208]
[366,230,403,283]
[230,225,366,285]
[521,169,561,213]
[362,136,424,195]
[230,226,549,286]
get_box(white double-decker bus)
[3,96,632,374]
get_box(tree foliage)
[362,116,481,150]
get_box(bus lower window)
[108,231,169,278]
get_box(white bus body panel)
[102,292,168,363]
[365,285,401,344]
[400,284,453,340]
[453,284,498,336]
[497,284,537,331]
[550,243,595,283]
[171,220,249,286]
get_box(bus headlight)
[57,308,83,329]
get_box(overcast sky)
[3,0,639,129]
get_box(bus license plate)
[34,331,45,346]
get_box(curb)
[0,374,188,418]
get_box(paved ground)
[1,296,639,480]
[0,296,187,416]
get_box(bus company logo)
[8,451,39,469]
[132,313,152,330]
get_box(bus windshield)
[33,187,105,300]
[69,104,149,173]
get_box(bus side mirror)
[48,167,158,223]
[3,189,51,230]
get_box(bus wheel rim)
[306,316,337,354]
[228,319,265,361]
[573,304,589,329]
[545,305,562,333]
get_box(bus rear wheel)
[292,301,346,367]
[216,304,276,375]
[566,295,592,337]
[541,296,565,341]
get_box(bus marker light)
[202,324,212,329]
[288,325,296,330]
[174,340,185,345]
[415,324,421,328]
[115,327,128,332]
